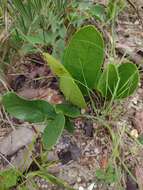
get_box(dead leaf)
[100,155,108,169]
[7,147,33,172]
[0,127,36,156]
[116,43,143,66]
[18,88,63,104]
[0,127,12,142]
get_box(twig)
[0,152,15,169]
[2,106,16,130]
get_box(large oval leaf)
[63,25,104,93]
[43,53,86,108]
[42,113,65,150]
[97,63,119,99]
[2,92,56,123]
[116,63,140,99]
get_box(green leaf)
[64,117,75,133]
[13,0,30,21]
[2,92,56,123]
[95,165,118,184]
[60,76,87,108]
[116,63,139,99]
[90,4,106,22]
[43,52,68,77]
[20,43,38,55]
[0,169,19,189]
[97,62,140,100]
[24,30,57,45]
[138,134,143,145]
[52,38,65,59]
[55,103,80,118]
[42,113,65,150]
[24,35,45,44]
[97,63,119,99]
[63,25,104,93]
[43,53,86,108]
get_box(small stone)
[41,183,47,189]
[43,184,48,188]
[90,150,94,154]
[81,109,86,114]
[41,178,45,182]
[82,142,86,146]
[87,183,95,190]
[77,177,82,183]
[88,164,92,169]
[94,148,100,154]
[132,97,138,105]
[79,187,84,190]
[134,20,139,25]
[73,184,78,189]
[82,183,86,187]
[130,129,139,138]
[84,151,90,156]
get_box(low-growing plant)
[43,25,139,107]
[2,25,140,151]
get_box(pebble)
[82,142,86,146]
[41,178,45,182]
[79,187,84,190]
[84,151,90,156]
[81,109,86,114]
[74,184,79,189]
[88,183,95,190]
[83,183,87,187]
[77,177,82,183]
[130,129,139,138]
[134,20,139,25]
[132,97,138,105]
[94,148,100,154]
[90,150,94,154]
